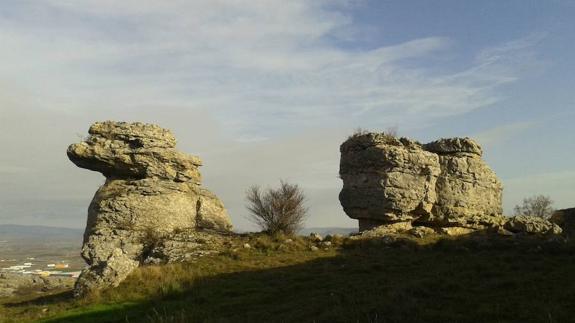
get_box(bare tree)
[347,126,398,140]
[245,181,308,235]
[513,195,554,218]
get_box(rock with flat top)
[339,133,503,233]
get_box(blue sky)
[0,0,573,230]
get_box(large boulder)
[421,138,503,228]
[339,133,503,232]
[550,208,575,238]
[68,121,232,297]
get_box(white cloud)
[0,1,546,229]
[0,1,537,136]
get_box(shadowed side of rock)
[68,121,233,297]
[550,208,575,238]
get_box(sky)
[0,0,573,231]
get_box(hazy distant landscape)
[0,225,84,274]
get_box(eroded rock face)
[504,215,562,235]
[339,134,503,232]
[68,121,232,297]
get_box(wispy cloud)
[0,1,547,229]
[0,1,541,138]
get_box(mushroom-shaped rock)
[69,121,232,297]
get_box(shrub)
[513,195,554,218]
[347,126,398,140]
[245,181,308,235]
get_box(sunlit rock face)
[68,121,232,297]
[339,133,503,232]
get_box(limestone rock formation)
[339,133,503,232]
[550,208,575,237]
[68,121,233,297]
[504,215,562,235]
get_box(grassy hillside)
[1,233,574,323]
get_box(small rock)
[320,241,332,247]
[408,226,436,238]
[284,239,293,243]
[493,226,514,236]
[310,246,319,251]
[243,243,251,249]
[310,232,323,242]
[439,227,475,236]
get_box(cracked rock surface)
[68,121,232,297]
[339,133,503,232]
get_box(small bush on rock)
[245,181,308,235]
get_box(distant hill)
[300,227,357,236]
[0,224,83,243]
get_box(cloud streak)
[0,1,546,229]
[0,1,537,136]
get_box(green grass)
[1,233,574,323]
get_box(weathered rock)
[408,226,436,238]
[340,134,439,230]
[421,138,503,228]
[504,215,562,235]
[339,133,503,232]
[69,121,233,297]
[438,227,476,236]
[143,229,232,264]
[356,222,414,239]
[550,208,575,238]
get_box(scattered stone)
[68,121,233,297]
[504,215,562,235]
[320,241,332,247]
[358,222,413,238]
[492,226,514,236]
[310,246,319,251]
[439,227,475,236]
[142,229,232,264]
[243,243,251,249]
[309,232,323,242]
[408,226,436,238]
[339,133,503,232]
